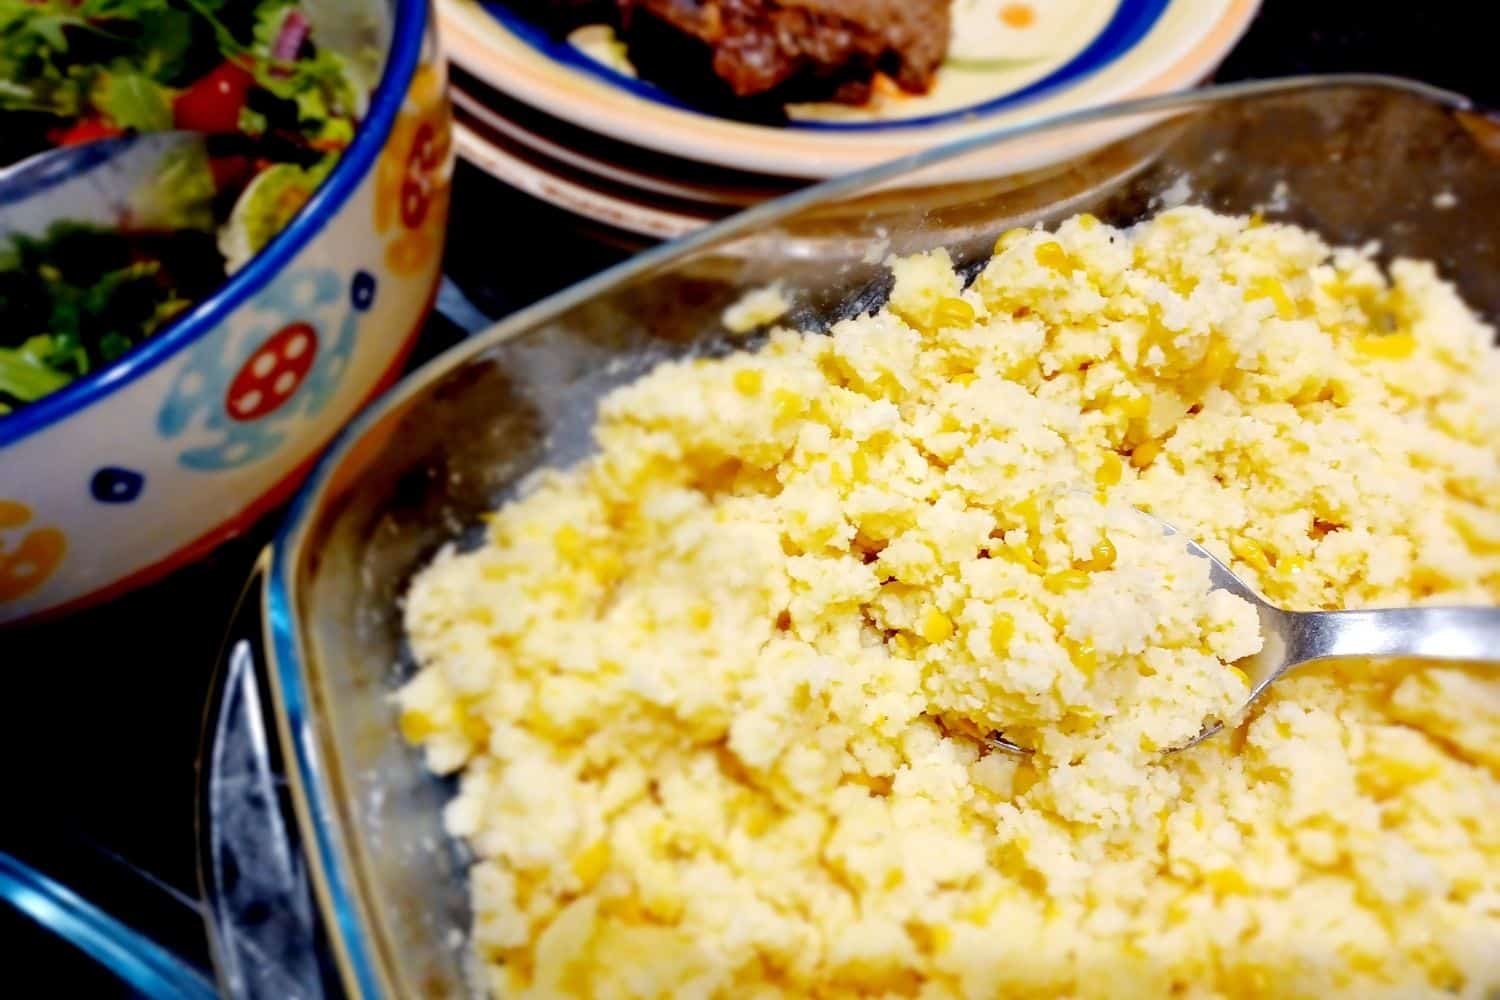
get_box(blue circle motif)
[91,466,146,504]
[351,270,378,312]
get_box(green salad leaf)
[96,71,172,130]
[217,155,332,271]
[250,0,296,53]
[1,1,86,115]
[1,0,367,416]
[0,223,221,413]
[0,336,73,404]
[133,4,196,81]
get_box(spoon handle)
[1287,606,1500,667]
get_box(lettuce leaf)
[95,71,172,130]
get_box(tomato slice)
[47,119,125,147]
[172,61,256,134]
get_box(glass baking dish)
[218,77,1500,998]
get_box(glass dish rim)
[261,73,1474,998]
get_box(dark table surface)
[4,0,1496,992]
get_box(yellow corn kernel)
[1228,665,1251,688]
[1230,537,1273,575]
[460,706,491,742]
[850,450,870,482]
[1034,240,1075,276]
[1278,554,1308,577]
[989,613,1016,657]
[1353,331,1417,359]
[733,368,763,395]
[1204,867,1251,895]
[587,550,623,582]
[1115,394,1152,421]
[1011,497,1042,535]
[1129,438,1162,469]
[1168,270,1199,297]
[689,604,714,629]
[1410,565,1451,593]
[934,296,977,329]
[600,896,647,924]
[571,840,611,888]
[398,708,437,743]
[1197,339,1236,384]
[1450,514,1500,555]
[1192,808,1205,830]
[883,868,905,889]
[994,227,1029,254]
[772,387,804,421]
[929,925,954,954]
[1045,569,1091,593]
[1247,276,1297,320]
[959,894,1000,925]
[642,891,683,922]
[1095,452,1124,488]
[554,523,585,560]
[951,371,978,387]
[1064,639,1098,676]
[921,608,955,643]
[1077,213,1099,230]
[1374,757,1441,788]
[1247,211,1265,229]
[742,800,775,836]
[1077,537,1117,572]
[1235,968,1272,998]
[1002,542,1045,573]
[1164,897,1193,926]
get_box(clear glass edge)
[0,850,220,1000]
[264,73,1476,1000]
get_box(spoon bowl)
[988,509,1500,756]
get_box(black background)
[4,0,1496,991]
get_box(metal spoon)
[987,510,1500,756]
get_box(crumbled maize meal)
[401,207,1500,1000]
[722,282,790,335]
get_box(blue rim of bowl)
[0,0,428,450]
[480,0,1170,132]
[266,75,1469,998]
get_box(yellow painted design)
[0,500,66,603]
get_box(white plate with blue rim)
[440,0,1260,182]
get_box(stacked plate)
[441,0,1260,241]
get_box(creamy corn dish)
[400,207,1500,999]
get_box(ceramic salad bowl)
[0,0,452,624]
